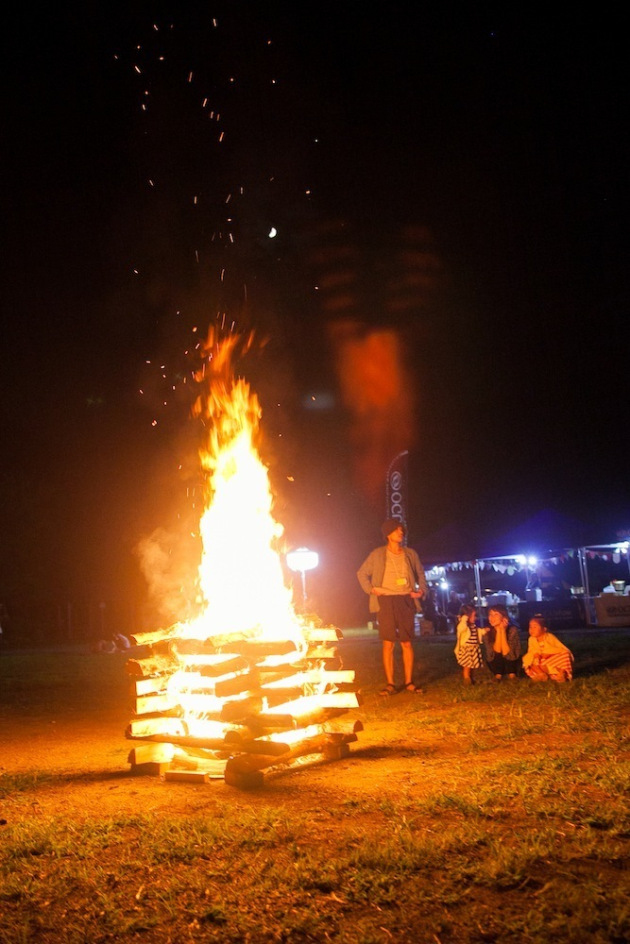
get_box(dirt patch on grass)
[0,682,604,823]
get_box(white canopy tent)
[424,541,630,627]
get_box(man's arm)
[407,549,427,596]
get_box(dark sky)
[1,3,628,627]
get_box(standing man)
[357,519,427,695]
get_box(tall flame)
[183,330,304,650]
[126,331,362,783]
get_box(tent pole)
[577,547,593,625]
[473,561,483,624]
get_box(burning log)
[127,716,189,739]
[223,731,292,755]
[131,733,231,751]
[223,729,359,790]
[214,672,258,698]
[134,675,170,696]
[126,652,179,679]
[175,654,250,676]
[127,742,174,768]
[219,695,264,722]
[302,626,343,642]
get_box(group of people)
[454,603,573,684]
[357,519,574,695]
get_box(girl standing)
[454,604,485,684]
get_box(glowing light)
[286,548,319,574]
[286,547,319,607]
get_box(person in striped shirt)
[522,615,574,682]
[454,604,487,684]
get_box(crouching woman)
[482,605,522,680]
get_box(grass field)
[0,628,629,942]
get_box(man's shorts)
[377,595,416,642]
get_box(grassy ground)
[0,628,629,942]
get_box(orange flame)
[181,329,305,651]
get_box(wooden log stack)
[124,621,363,788]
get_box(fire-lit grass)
[1,629,629,942]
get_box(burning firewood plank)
[219,695,264,722]
[135,692,179,715]
[257,651,309,671]
[223,731,292,755]
[126,652,179,679]
[304,645,339,661]
[227,690,359,727]
[261,669,355,690]
[127,730,292,758]
[134,675,170,696]
[176,654,249,676]
[213,671,259,698]
[256,665,308,684]
[223,730,358,790]
[127,742,175,767]
[129,628,181,647]
[127,650,249,680]
[241,706,357,736]
[301,626,343,642]
[130,733,230,752]
[127,716,189,739]
[214,638,300,659]
[268,692,362,713]
[258,685,306,705]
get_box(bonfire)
[125,331,362,788]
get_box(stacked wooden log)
[125,621,363,788]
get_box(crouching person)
[522,615,574,682]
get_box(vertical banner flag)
[386,450,409,538]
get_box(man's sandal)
[404,684,423,693]
[379,684,396,697]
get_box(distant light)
[440,580,449,589]
[268,227,277,238]
[528,556,538,567]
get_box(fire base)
[124,621,363,789]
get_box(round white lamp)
[286,547,319,605]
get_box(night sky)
[2,3,628,630]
